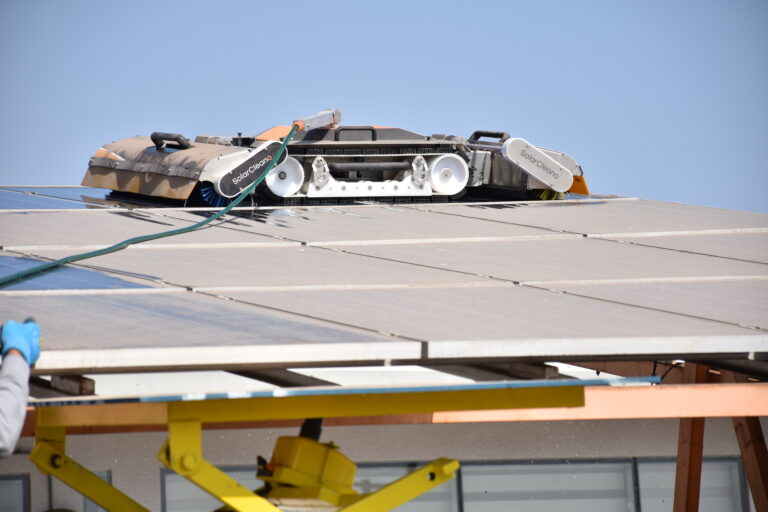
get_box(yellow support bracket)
[158,420,280,512]
[29,426,148,511]
[340,458,460,511]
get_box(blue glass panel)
[0,255,147,290]
[3,186,166,208]
[0,188,102,210]
[5,186,113,203]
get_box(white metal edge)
[427,335,768,359]
[34,341,423,372]
[4,275,765,297]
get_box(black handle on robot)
[467,130,511,144]
[150,132,192,150]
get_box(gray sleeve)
[0,354,30,458]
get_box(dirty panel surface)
[28,245,489,288]
[0,292,402,352]
[0,210,280,248]
[0,188,107,210]
[156,204,554,243]
[2,186,119,205]
[3,187,767,374]
[0,253,151,290]
[602,233,768,264]
[0,186,184,209]
[225,285,755,343]
[417,200,768,234]
[555,279,768,330]
[329,238,768,283]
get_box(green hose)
[0,124,300,289]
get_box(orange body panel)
[568,175,590,195]
[255,125,293,141]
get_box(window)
[160,457,750,512]
[0,474,29,512]
[162,463,460,512]
[162,467,259,512]
[638,458,748,512]
[355,463,460,511]
[461,461,637,512]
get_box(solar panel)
[1,188,765,375]
[0,188,106,210]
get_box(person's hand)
[1,320,41,366]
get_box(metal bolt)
[50,455,64,469]
[181,453,198,471]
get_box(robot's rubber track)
[286,145,458,159]
[256,188,467,207]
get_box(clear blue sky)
[1,0,766,212]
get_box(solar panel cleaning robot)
[82,109,589,206]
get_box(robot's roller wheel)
[427,154,469,195]
[265,157,305,197]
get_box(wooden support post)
[673,363,709,512]
[722,371,768,509]
[733,417,768,509]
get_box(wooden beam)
[694,359,768,380]
[673,363,709,512]
[433,382,768,423]
[673,418,705,511]
[503,363,560,380]
[733,417,768,509]
[29,375,95,398]
[52,375,95,395]
[29,377,71,398]
[723,371,768,510]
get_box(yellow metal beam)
[35,401,166,428]
[158,420,280,511]
[30,435,148,511]
[168,386,584,423]
[34,425,66,452]
[340,458,460,511]
[32,384,583,428]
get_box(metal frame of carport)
[27,378,591,511]
[22,370,768,512]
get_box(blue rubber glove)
[1,319,41,366]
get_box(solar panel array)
[1,186,766,375]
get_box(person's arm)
[0,320,40,458]
[0,351,30,458]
